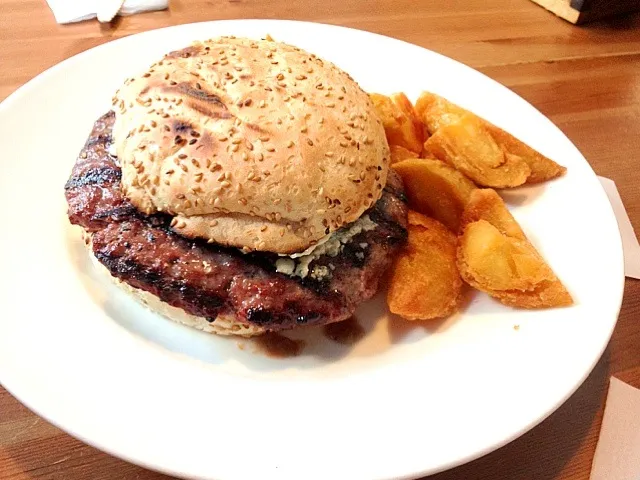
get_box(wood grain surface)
[1,1,639,479]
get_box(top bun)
[112,36,389,253]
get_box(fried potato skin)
[457,220,554,292]
[390,144,419,165]
[460,188,526,239]
[393,157,477,232]
[415,92,466,134]
[457,187,572,308]
[417,92,566,185]
[370,93,424,153]
[387,212,463,320]
[485,125,566,184]
[424,114,531,188]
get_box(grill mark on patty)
[95,249,226,320]
[64,111,408,332]
[65,166,121,189]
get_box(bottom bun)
[85,234,265,337]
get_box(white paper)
[46,0,168,24]
[590,378,640,480]
[599,176,640,279]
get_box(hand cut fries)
[390,145,419,165]
[415,92,467,134]
[416,92,566,186]
[458,220,554,292]
[370,93,424,153]
[424,114,531,188]
[387,211,462,320]
[486,125,566,184]
[392,157,476,232]
[456,190,573,308]
[460,188,526,240]
[379,91,572,318]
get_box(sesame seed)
[210,219,218,226]
[181,164,188,172]
[231,144,239,152]
[242,152,249,161]
[307,138,314,146]
[259,135,270,142]
[266,146,275,152]
[300,126,308,133]
[239,198,248,206]
[221,181,231,188]
[178,154,188,159]
[244,98,252,106]
[287,140,294,148]
[261,225,268,232]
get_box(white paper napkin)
[590,378,640,480]
[598,177,640,279]
[46,0,168,24]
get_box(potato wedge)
[491,280,574,308]
[370,93,424,153]
[486,125,567,184]
[457,220,553,292]
[416,92,566,183]
[424,114,531,188]
[457,219,573,308]
[460,188,526,240]
[387,212,462,320]
[392,157,476,232]
[415,91,467,134]
[390,144,419,165]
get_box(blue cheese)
[275,258,295,275]
[277,215,377,279]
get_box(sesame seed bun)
[112,36,389,253]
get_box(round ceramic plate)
[0,20,624,480]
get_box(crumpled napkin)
[46,0,168,24]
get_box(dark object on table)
[530,0,640,24]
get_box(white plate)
[0,20,624,480]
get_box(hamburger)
[65,36,408,336]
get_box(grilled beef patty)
[65,112,408,331]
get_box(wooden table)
[1,0,639,478]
